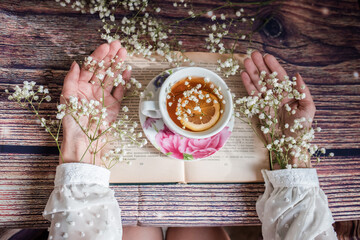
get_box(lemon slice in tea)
[177,91,221,131]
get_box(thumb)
[295,73,316,116]
[61,61,80,104]
[112,69,131,102]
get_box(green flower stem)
[152,123,159,133]
[94,125,112,140]
[90,86,106,142]
[79,139,94,162]
[230,33,240,55]
[236,115,267,146]
[269,150,274,170]
[56,118,63,142]
[68,112,91,140]
[122,92,139,100]
[28,100,64,162]
[94,139,111,155]
[93,138,100,165]
[172,4,230,26]
[133,2,147,19]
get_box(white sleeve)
[256,168,337,240]
[43,163,122,240]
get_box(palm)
[241,51,316,139]
[280,97,314,136]
[76,80,121,122]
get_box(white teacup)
[141,67,233,139]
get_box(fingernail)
[240,70,244,74]
[263,53,268,57]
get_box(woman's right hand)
[241,51,316,167]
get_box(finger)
[252,51,275,90]
[244,58,263,92]
[113,69,131,102]
[61,61,80,104]
[241,71,259,96]
[103,40,122,63]
[79,43,110,83]
[104,47,127,92]
[90,40,122,87]
[251,51,270,76]
[285,73,316,125]
[296,73,315,108]
[263,54,287,81]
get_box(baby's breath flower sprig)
[234,71,333,169]
[6,54,147,169]
[202,6,256,77]
[216,57,240,77]
[56,0,273,76]
[66,55,146,167]
[6,81,64,160]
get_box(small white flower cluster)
[57,0,190,65]
[56,0,259,76]
[140,90,154,100]
[216,57,240,77]
[205,23,229,54]
[7,81,51,103]
[235,71,305,118]
[83,55,142,94]
[6,82,63,150]
[234,71,333,168]
[59,96,146,167]
[101,115,148,167]
[59,93,147,168]
[203,7,252,76]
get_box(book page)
[110,57,186,183]
[184,118,268,183]
[182,53,269,183]
[110,52,269,183]
[110,145,185,183]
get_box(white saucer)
[139,68,234,160]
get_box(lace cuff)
[262,168,319,188]
[55,163,110,187]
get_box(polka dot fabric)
[43,163,122,240]
[256,169,337,240]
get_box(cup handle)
[140,101,162,118]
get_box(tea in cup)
[141,67,233,139]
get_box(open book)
[109,52,269,184]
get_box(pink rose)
[155,125,189,159]
[185,127,231,159]
[155,125,231,160]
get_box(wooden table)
[0,0,359,228]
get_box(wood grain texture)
[1,154,360,228]
[1,0,360,228]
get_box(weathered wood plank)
[0,154,359,228]
[1,107,359,148]
[0,0,360,228]
[1,0,359,67]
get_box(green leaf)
[166,152,173,156]
[183,153,194,160]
